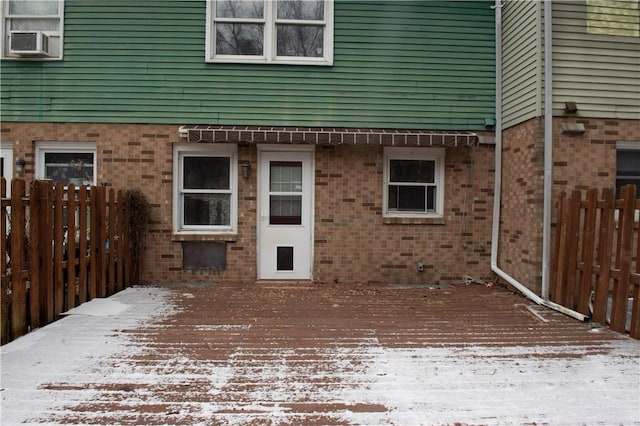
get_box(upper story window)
[35,142,97,186]
[586,0,639,37]
[383,148,445,218]
[1,0,64,60]
[206,0,333,65]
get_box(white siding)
[551,0,640,119]
[502,0,541,129]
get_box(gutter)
[490,0,588,322]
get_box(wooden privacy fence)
[1,178,141,345]
[551,184,639,339]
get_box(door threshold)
[254,280,315,288]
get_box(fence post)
[1,177,9,344]
[610,185,636,332]
[577,188,598,315]
[631,196,640,338]
[552,191,567,303]
[78,185,88,303]
[116,190,124,291]
[108,188,116,296]
[38,181,54,325]
[593,188,615,325]
[67,184,77,311]
[564,190,582,309]
[53,183,65,317]
[10,179,27,339]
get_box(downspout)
[490,0,587,321]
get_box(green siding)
[1,1,495,130]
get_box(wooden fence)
[1,178,140,344]
[551,184,639,339]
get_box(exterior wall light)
[240,160,251,179]
[15,158,26,174]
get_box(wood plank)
[9,179,27,339]
[123,191,131,287]
[631,203,640,338]
[67,184,77,311]
[39,182,54,325]
[593,188,615,325]
[551,192,568,303]
[564,190,582,309]
[577,188,598,315]
[108,188,116,296]
[116,190,124,291]
[53,183,65,317]
[1,177,9,344]
[78,185,88,304]
[89,186,98,300]
[610,185,636,332]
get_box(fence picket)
[0,178,8,344]
[593,188,615,325]
[577,189,598,315]
[78,185,88,304]
[53,183,65,317]
[9,179,27,339]
[610,185,636,332]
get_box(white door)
[258,148,314,280]
[0,142,13,196]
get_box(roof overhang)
[178,125,478,147]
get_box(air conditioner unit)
[9,31,51,56]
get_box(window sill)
[383,217,446,225]
[172,233,237,242]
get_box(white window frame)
[35,142,97,187]
[1,0,64,60]
[205,0,333,65]
[383,147,445,218]
[173,143,238,235]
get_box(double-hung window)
[207,0,333,65]
[173,144,238,234]
[383,148,445,218]
[616,142,640,197]
[1,0,64,59]
[36,142,97,187]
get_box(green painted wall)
[0,1,495,130]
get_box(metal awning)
[178,125,478,147]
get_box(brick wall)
[499,116,639,294]
[500,118,545,294]
[1,122,495,285]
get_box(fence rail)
[551,185,639,339]
[1,178,140,344]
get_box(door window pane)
[270,161,302,192]
[270,195,302,224]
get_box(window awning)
[178,125,478,147]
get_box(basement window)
[35,142,97,187]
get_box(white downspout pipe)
[490,0,587,322]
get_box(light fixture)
[240,160,251,179]
[15,158,26,174]
[561,123,586,135]
[564,102,578,113]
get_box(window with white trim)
[173,144,238,234]
[36,142,96,186]
[616,141,640,197]
[383,148,445,218]
[1,0,64,60]
[206,0,333,65]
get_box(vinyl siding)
[0,1,496,130]
[551,0,640,118]
[502,0,541,129]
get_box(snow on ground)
[1,286,639,425]
[0,287,178,425]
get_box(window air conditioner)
[9,31,51,56]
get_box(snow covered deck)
[2,282,639,425]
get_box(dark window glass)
[276,25,323,57]
[616,150,640,197]
[216,23,264,55]
[44,152,94,186]
[277,0,323,20]
[184,194,231,226]
[216,0,264,18]
[183,157,230,190]
[390,160,435,183]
